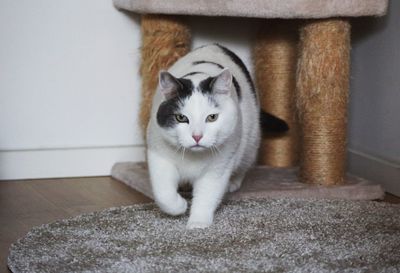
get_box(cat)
[146,44,288,229]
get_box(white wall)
[0,1,258,179]
[0,0,143,179]
[348,0,400,196]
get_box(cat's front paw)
[186,220,212,229]
[158,195,187,216]
[186,214,213,229]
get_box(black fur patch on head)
[156,78,194,128]
[198,77,216,95]
[196,77,219,107]
[176,78,194,97]
[198,76,241,100]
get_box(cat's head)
[155,69,238,152]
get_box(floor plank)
[0,177,151,273]
[0,177,398,273]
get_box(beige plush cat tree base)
[112,162,384,200]
[111,0,388,200]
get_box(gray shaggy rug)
[8,199,400,273]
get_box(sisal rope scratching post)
[253,20,299,167]
[296,19,351,185]
[139,15,191,136]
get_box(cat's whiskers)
[210,142,220,154]
[174,145,185,159]
[181,147,186,161]
[174,145,182,155]
[210,146,216,157]
[210,145,220,158]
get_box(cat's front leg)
[187,171,230,229]
[147,149,187,216]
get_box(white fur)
[146,45,260,229]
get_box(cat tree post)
[253,20,299,167]
[139,15,191,135]
[296,19,351,185]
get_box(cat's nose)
[192,134,203,143]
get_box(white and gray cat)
[146,44,287,229]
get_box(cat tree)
[111,0,388,200]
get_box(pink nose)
[192,134,203,143]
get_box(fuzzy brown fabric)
[296,19,351,186]
[8,199,400,273]
[253,20,300,167]
[139,15,191,135]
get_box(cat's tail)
[260,110,289,134]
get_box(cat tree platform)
[111,162,384,201]
[114,0,388,19]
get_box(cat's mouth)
[189,145,207,151]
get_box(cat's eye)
[206,114,219,122]
[175,114,189,123]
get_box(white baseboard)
[348,149,400,197]
[0,145,145,180]
[2,146,399,197]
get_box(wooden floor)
[0,177,399,273]
[0,176,151,273]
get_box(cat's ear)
[212,69,232,95]
[158,71,181,100]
